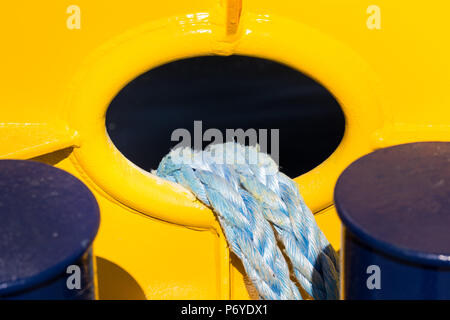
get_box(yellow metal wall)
[0,1,449,299]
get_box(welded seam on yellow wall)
[211,0,244,55]
[226,0,242,36]
[0,123,80,159]
[372,123,450,148]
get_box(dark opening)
[106,55,345,178]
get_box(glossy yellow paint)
[1,1,449,299]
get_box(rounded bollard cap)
[335,142,450,267]
[0,160,100,296]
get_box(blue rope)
[156,142,339,300]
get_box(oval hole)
[106,55,345,178]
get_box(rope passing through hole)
[155,142,339,300]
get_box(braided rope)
[155,142,339,300]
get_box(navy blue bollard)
[0,160,100,299]
[335,142,450,299]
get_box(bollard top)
[335,142,450,267]
[0,160,100,296]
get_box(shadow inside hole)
[106,55,345,178]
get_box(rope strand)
[156,142,339,299]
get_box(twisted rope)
[155,142,339,300]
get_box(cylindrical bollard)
[0,160,100,299]
[335,142,450,299]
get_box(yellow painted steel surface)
[1,1,449,299]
